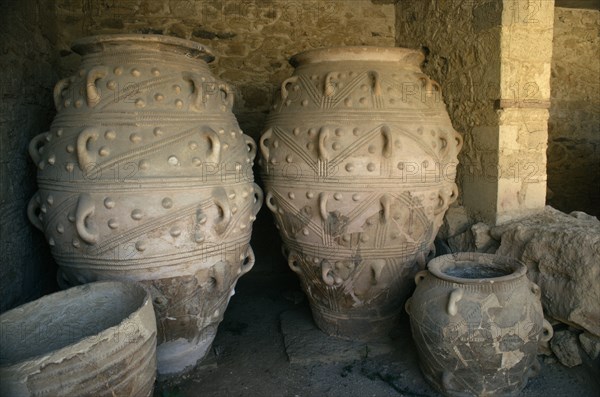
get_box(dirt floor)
[153,217,600,397]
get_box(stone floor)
[153,266,600,397]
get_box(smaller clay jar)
[406,252,553,397]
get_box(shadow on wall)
[548,7,600,217]
[0,0,60,313]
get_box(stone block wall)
[548,7,600,216]
[0,0,59,312]
[395,0,503,222]
[53,0,396,140]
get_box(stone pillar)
[396,0,555,225]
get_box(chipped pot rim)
[290,46,424,67]
[72,34,215,62]
[427,252,527,284]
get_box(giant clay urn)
[27,34,262,375]
[259,46,462,340]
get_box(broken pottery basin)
[26,34,262,375]
[406,252,553,397]
[260,46,462,340]
[0,281,156,397]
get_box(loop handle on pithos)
[244,135,257,161]
[75,193,99,244]
[28,132,50,165]
[447,287,464,316]
[414,270,429,285]
[201,128,221,164]
[86,66,108,107]
[240,246,256,276]
[252,183,263,217]
[540,319,554,343]
[213,188,232,235]
[287,250,302,274]
[27,192,44,231]
[76,128,99,170]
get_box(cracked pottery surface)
[0,281,156,397]
[260,46,462,340]
[26,34,262,376]
[406,252,553,397]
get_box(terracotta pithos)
[406,253,553,397]
[27,34,262,375]
[259,47,462,339]
[0,281,156,397]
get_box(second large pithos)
[260,47,462,339]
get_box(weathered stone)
[280,309,393,365]
[493,206,600,337]
[551,330,583,368]
[446,222,499,253]
[437,204,470,240]
[579,332,600,359]
[471,222,499,253]
[570,211,599,222]
[447,228,476,253]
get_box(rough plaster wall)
[54,0,396,140]
[0,0,59,312]
[395,0,503,222]
[548,7,600,216]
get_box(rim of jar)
[427,252,527,284]
[290,46,424,68]
[72,34,215,63]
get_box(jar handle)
[381,125,392,158]
[86,66,108,107]
[287,250,302,275]
[434,183,458,215]
[213,188,232,235]
[240,246,255,276]
[319,192,329,220]
[414,270,429,285]
[530,281,542,299]
[219,83,234,108]
[405,297,413,315]
[265,191,277,213]
[280,76,298,101]
[75,193,99,244]
[76,128,99,169]
[318,127,329,161]
[380,194,391,223]
[252,183,263,217]
[244,135,257,161]
[28,132,50,165]
[201,128,221,164]
[540,319,553,343]
[259,128,272,164]
[447,287,464,316]
[27,193,43,231]
[53,78,70,110]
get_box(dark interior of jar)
[442,260,512,279]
